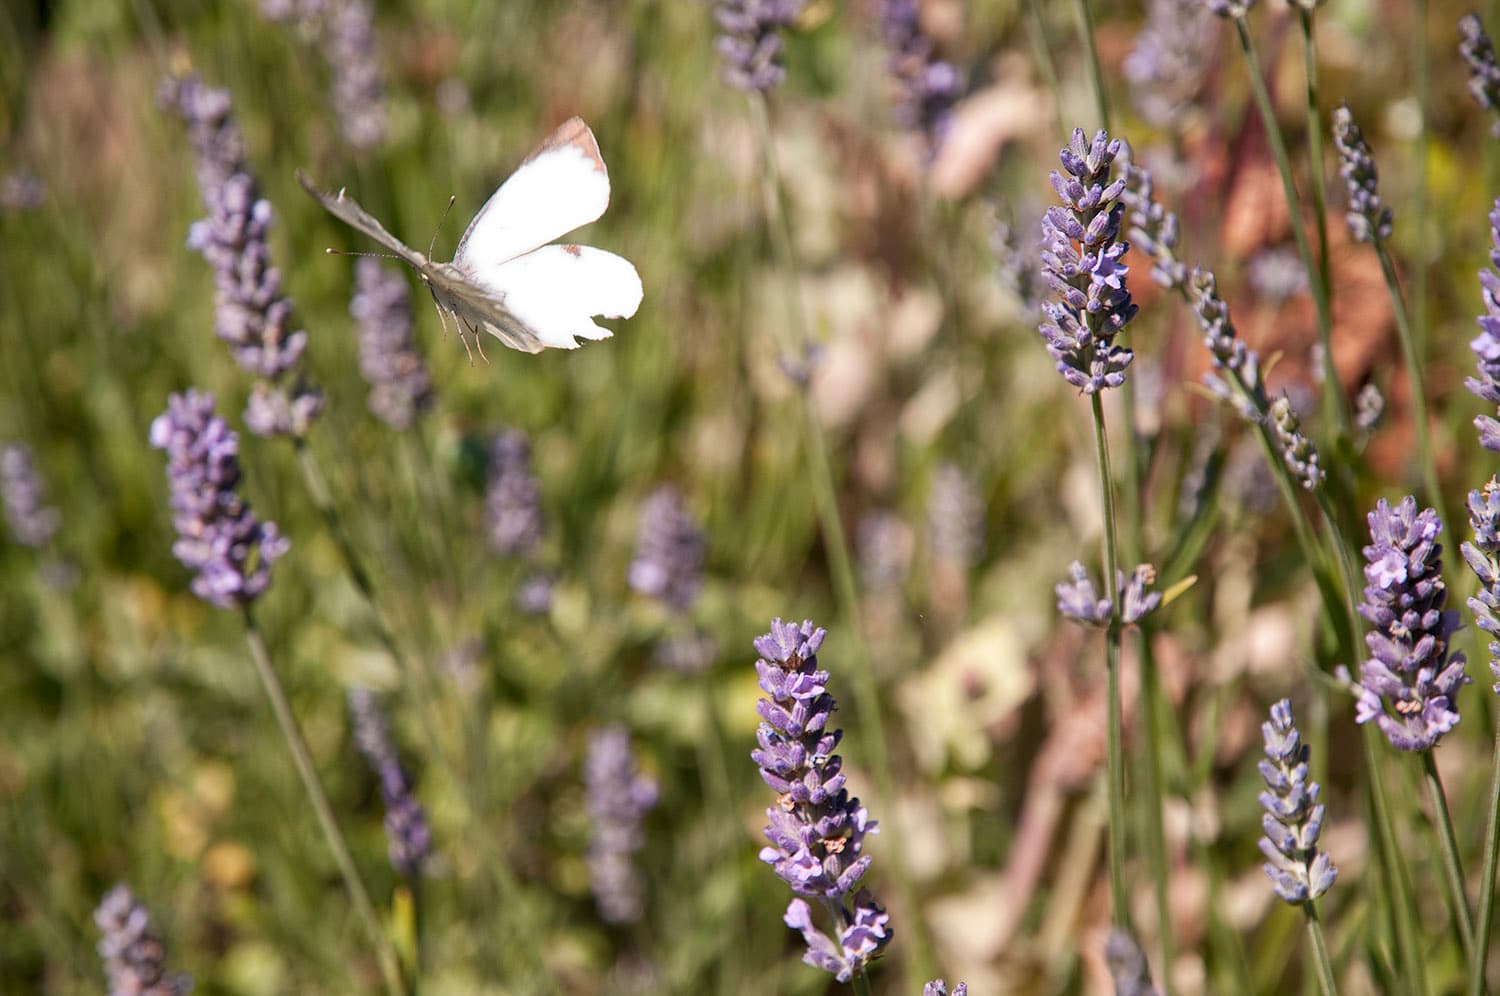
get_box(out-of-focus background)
[4,0,1499,992]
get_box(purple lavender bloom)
[94,885,191,996]
[348,687,432,877]
[1056,562,1162,627]
[924,981,969,996]
[516,570,556,615]
[351,259,433,430]
[0,170,45,212]
[991,215,1041,323]
[585,724,659,924]
[752,619,892,980]
[1354,497,1470,751]
[628,485,707,611]
[1247,247,1309,304]
[1355,381,1385,434]
[1038,128,1139,394]
[856,510,911,591]
[1461,14,1500,136]
[1206,0,1255,16]
[1105,929,1160,996]
[1,442,59,548]
[1123,0,1215,129]
[927,463,983,569]
[159,74,322,438]
[485,430,545,558]
[1258,699,1337,903]
[713,0,806,92]
[1467,199,1500,453]
[150,391,289,609]
[875,0,963,155]
[1270,396,1324,490]
[261,0,387,150]
[1461,480,1500,692]
[1120,151,1188,293]
[1332,104,1392,244]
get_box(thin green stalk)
[852,973,874,996]
[1233,16,1347,435]
[1303,902,1339,996]
[242,611,406,996]
[746,89,932,983]
[1296,9,1341,433]
[1470,707,1500,996]
[698,681,751,996]
[1422,752,1476,963]
[1071,0,1109,132]
[1413,0,1429,357]
[1090,393,1130,928]
[1364,728,1428,996]
[1372,241,1442,511]
[1022,0,1066,138]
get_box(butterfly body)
[298,116,641,356]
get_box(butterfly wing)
[466,244,643,350]
[425,262,546,354]
[453,117,612,269]
[295,169,430,271]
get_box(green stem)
[1071,0,1110,132]
[1413,0,1429,358]
[242,611,406,996]
[1233,16,1347,435]
[852,973,874,996]
[1364,729,1428,996]
[1022,0,1066,139]
[1303,902,1340,996]
[1423,752,1476,963]
[1470,707,1500,996]
[1090,394,1130,928]
[747,89,932,984]
[1373,240,1442,511]
[1296,9,1341,434]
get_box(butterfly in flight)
[298,116,642,358]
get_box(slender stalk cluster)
[628,485,707,611]
[1460,14,1500,136]
[927,463,984,570]
[1,442,59,548]
[874,0,963,154]
[485,430,545,558]
[1466,199,1500,453]
[1122,0,1215,129]
[1354,497,1470,751]
[1055,561,1162,627]
[1104,929,1160,996]
[351,259,433,431]
[753,619,891,982]
[158,74,323,437]
[261,0,387,150]
[93,885,190,996]
[584,724,659,924]
[1038,128,1140,394]
[150,390,289,609]
[347,688,432,878]
[713,0,805,92]
[1332,104,1392,244]
[1462,480,1500,693]
[1258,699,1337,904]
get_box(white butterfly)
[298,116,642,356]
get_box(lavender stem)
[1423,752,1476,962]
[1303,901,1339,996]
[1296,8,1342,433]
[1070,0,1109,131]
[1472,709,1500,996]
[1372,241,1443,511]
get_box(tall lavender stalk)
[712,0,805,93]
[348,688,433,879]
[93,885,190,996]
[1466,198,1500,454]
[1,442,59,549]
[1123,0,1214,131]
[584,725,659,924]
[351,260,433,431]
[1461,14,1500,136]
[1462,480,1500,995]
[261,0,388,150]
[753,620,891,988]
[873,0,963,157]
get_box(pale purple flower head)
[1123,0,1215,129]
[150,391,289,609]
[1461,480,1500,692]
[628,485,707,611]
[928,463,984,569]
[348,687,432,877]
[857,509,911,591]
[1258,699,1337,904]
[1355,382,1385,434]
[585,724,659,924]
[875,0,963,155]
[1,442,60,548]
[94,885,191,996]
[1205,0,1255,16]
[714,0,806,92]
[1038,128,1139,393]
[783,893,892,983]
[1056,562,1162,627]
[924,981,969,996]
[1120,150,1188,292]
[1461,14,1500,136]
[1105,929,1159,996]
[1466,198,1500,453]
[1354,497,1470,751]
[1332,104,1392,244]
[351,259,433,430]
[1270,395,1324,491]
[485,430,545,558]
[261,0,387,149]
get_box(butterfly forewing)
[295,170,430,271]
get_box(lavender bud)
[924,981,969,996]
[1258,699,1337,903]
[1269,396,1324,490]
[927,463,984,569]
[347,688,431,877]
[1462,480,1500,692]
[261,0,387,149]
[753,619,892,979]
[94,885,191,996]
[1105,929,1160,996]
[1,442,60,548]
[351,259,433,430]
[857,510,912,591]
[628,485,707,611]
[875,0,963,156]
[485,430,545,558]
[1355,382,1385,434]
[516,570,556,615]
[150,391,290,609]
[713,0,806,93]
[1120,151,1188,292]
[1056,562,1161,627]
[1468,198,1500,453]
[1354,497,1470,751]
[1123,0,1215,129]
[1038,128,1139,393]
[1332,104,1392,244]
[1461,14,1500,136]
[585,724,659,924]
[1205,0,1255,16]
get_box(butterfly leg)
[473,326,490,365]
[432,301,451,342]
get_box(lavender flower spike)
[485,429,545,558]
[94,884,191,996]
[1461,479,1500,692]
[628,485,707,611]
[876,0,963,155]
[1466,198,1500,453]
[348,688,432,877]
[1105,929,1160,996]
[1461,14,1500,136]
[351,259,433,430]
[928,462,984,569]
[713,0,805,93]
[1056,562,1162,627]
[1270,396,1324,490]
[924,981,969,996]
[1354,497,1470,751]
[261,0,388,150]
[1258,699,1337,904]
[1,442,60,548]
[753,619,892,981]
[585,724,659,924]
[150,391,289,609]
[1123,0,1215,130]
[1332,104,1393,244]
[1120,149,1188,292]
[1038,128,1139,394]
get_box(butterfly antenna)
[325,247,404,261]
[429,195,457,259]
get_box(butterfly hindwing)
[474,245,643,350]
